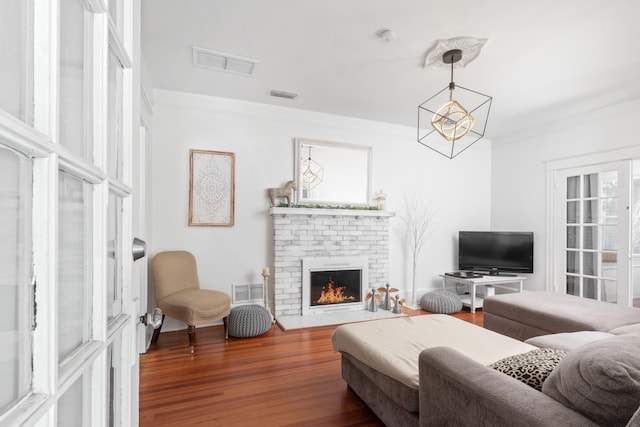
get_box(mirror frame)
[293,138,373,206]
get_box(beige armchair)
[151,250,231,353]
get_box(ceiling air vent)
[192,46,259,76]
[269,89,298,100]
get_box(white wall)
[491,98,640,291]
[150,89,492,330]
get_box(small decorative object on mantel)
[374,190,387,210]
[365,287,382,312]
[268,180,297,207]
[392,295,406,314]
[377,283,399,310]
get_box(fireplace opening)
[302,257,368,315]
[310,269,362,308]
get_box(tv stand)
[441,274,526,313]
[482,271,517,277]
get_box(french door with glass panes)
[0,0,139,426]
[554,161,631,304]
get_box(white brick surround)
[270,207,394,317]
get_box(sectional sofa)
[483,291,640,340]
[331,292,640,427]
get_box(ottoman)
[419,289,462,314]
[228,304,272,338]
[331,314,536,426]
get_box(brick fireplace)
[270,207,393,318]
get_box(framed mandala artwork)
[189,149,235,226]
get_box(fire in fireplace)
[302,256,368,315]
[311,270,361,306]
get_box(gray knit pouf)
[228,305,272,338]
[420,290,463,314]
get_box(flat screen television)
[458,231,534,275]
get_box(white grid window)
[59,0,93,160]
[107,49,124,179]
[57,371,90,426]
[0,146,32,414]
[58,170,93,363]
[0,0,137,424]
[0,1,33,122]
[107,192,122,320]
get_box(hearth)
[302,257,368,315]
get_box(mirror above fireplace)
[294,138,372,206]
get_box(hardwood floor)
[139,308,483,426]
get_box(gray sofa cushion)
[489,348,567,391]
[484,292,640,337]
[525,331,614,351]
[542,333,640,426]
[420,347,600,427]
[608,322,640,335]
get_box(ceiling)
[141,0,640,141]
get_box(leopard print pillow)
[489,348,568,391]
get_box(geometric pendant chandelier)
[418,48,492,159]
[301,145,323,190]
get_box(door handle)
[132,237,146,261]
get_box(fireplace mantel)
[270,207,393,318]
[269,207,395,218]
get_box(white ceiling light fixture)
[378,29,396,44]
[417,39,492,159]
[192,46,260,76]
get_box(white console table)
[441,274,526,313]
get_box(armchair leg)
[188,325,196,354]
[150,314,165,344]
[223,316,229,340]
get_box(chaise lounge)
[483,291,640,341]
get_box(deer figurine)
[268,180,297,207]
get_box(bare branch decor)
[399,194,435,307]
[189,150,235,226]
